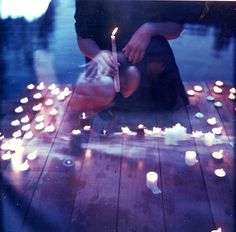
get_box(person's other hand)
[122,23,152,64]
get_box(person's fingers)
[122,46,131,59]
[128,48,137,63]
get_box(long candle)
[111,27,120,92]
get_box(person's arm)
[123,22,183,64]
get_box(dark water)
[0,0,235,101]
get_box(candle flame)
[112,27,118,36]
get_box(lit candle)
[72,129,81,135]
[228,93,236,100]
[215,81,224,87]
[203,132,215,146]
[111,27,120,92]
[15,106,24,113]
[45,98,54,106]
[121,126,136,135]
[2,151,12,160]
[80,112,88,119]
[23,131,33,140]
[193,85,203,92]
[99,129,108,137]
[207,117,217,126]
[213,86,223,94]
[51,88,60,95]
[152,127,162,135]
[192,130,204,138]
[19,160,30,171]
[214,168,226,177]
[83,125,91,132]
[33,93,43,99]
[0,134,4,141]
[32,103,42,112]
[137,124,145,136]
[27,83,35,90]
[20,97,29,104]
[36,82,45,91]
[35,122,45,130]
[21,115,30,123]
[187,89,195,96]
[35,114,44,123]
[63,87,71,97]
[185,151,197,166]
[207,95,215,101]
[214,101,223,108]
[21,124,31,132]
[12,130,22,138]
[212,149,223,160]
[229,87,236,94]
[48,83,57,90]
[11,119,21,126]
[45,124,56,133]
[146,171,158,190]
[57,93,65,101]
[211,228,222,232]
[212,127,222,135]
[49,108,58,116]
[27,151,38,160]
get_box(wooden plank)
[69,112,123,232]
[157,107,215,232]
[1,85,72,232]
[184,81,234,232]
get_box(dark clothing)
[74,1,205,111]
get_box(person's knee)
[147,62,165,77]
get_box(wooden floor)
[0,81,235,232]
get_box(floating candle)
[212,127,222,135]
[213,86,223,94]
[214,168,226,177]
[27,151,38,160]
[15,106,23,113]
[32,103,42,112]
[24,131,33,140]
[20,97,29,104]
[27,84,35,90]
[203,132,215,146]
[83,125,91,131]
[185,151,197,166]
[229,87,236,94]
[51,88,60,95]
[48,83,57,90]
[187,89,195,96]
[207,117,217,126]
[45,98,54,106]
[49,108,58,116]
[19,160,30,171]
[35,122,45,130]
[2,151,12,160]
[228,93,236,100]
[21,124,31,132]
[11,119,20,126]
[80,112,88,119]
[35,115,44,123]
[21,115,30,123]
[215,80,224,87]
[193,85,203,92]
[212,149,223,160]
[146,171,158,190]
[72,129,81,135]
[206,95,215,101]
[12,130,22,138]
[36,82,45,91]
[33,93,43,99]
[45,124,56,133]
[214,101,223,108]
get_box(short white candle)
[15,106,24,113]
[229,87,236,94]
[21,115,30,123]
[35,122,45,130]
[214,169,226,177]
[146,171,158,190]
[185,151,197,166]
[228,93,236,100]
[215,81,224,87]
[20,97,29,104]
[35,115,44,123]
[207,117,217,126]
[11,119,21,126]
[48,83,57,90]
[212,150,223,160]
[45,124,56,133]
[45,98,54,106]
[27,151,38,160]
[33,93,43,99]
[212,127,222,135]
[21,124,31,132]
[49,108,58,116]
[36,82,45,91]
[11,146,24,171]
[187,89,195,96]
[214,101,223,108]
[27,84,35,90]
[23,131,33,140]
[204,132,215,146]
[193,85,203,92]
[213,86,223,94]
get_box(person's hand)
[122,23,152,64]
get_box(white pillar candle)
[187,89,195,96]
[185,151,197,166]
[11,146,24,171]
[215,81,224,87]
[193,85,203,92]
[111,27,120,92]
[204,132,215,146]
[146,171,158,190]
[213,86,223,94]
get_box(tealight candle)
[51,88,60,95]
[27,83,35,90]
[21,115,30,123]
[2,151,12,160]
[80,112,88,119]
[207,95,215,101]
[20,97,29,104]
[45,98,54,106]
[83,125,91,131]
[204,132,215,146]
[185,151,197,166]
[62,87,71,97]
[72,129,81,135]
[229,87,236,94]
[214,168,226,177]
[212,127,222,135]
[35,122,45,130]
[214,101,223,108]
[27,151,38,160]
[187,89,195,96]
[228,93,236,100]
[33,93,43,99]
[146,171,158,190]
[48,83,57,90]
[193,85,203,92]
[192,130,204,138]
[213,86,223,94]
[12,130,22,138]
[211,228,222,232]
[215,81,224,87]
[57,93,65,101]
[121,126,136,135]
[45,124,56,133]
[11,119,20,126]
[36,82,45,91]
[212,149,223,160]
[35,115,44,123]
[19,160,30,171]
[15,106,24,113]
[21,124,31,132]
[152,127,162,135]
[32,103,42,112]
[49,108,58,116]
[24,131,33,140]
[207,117,217,126]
